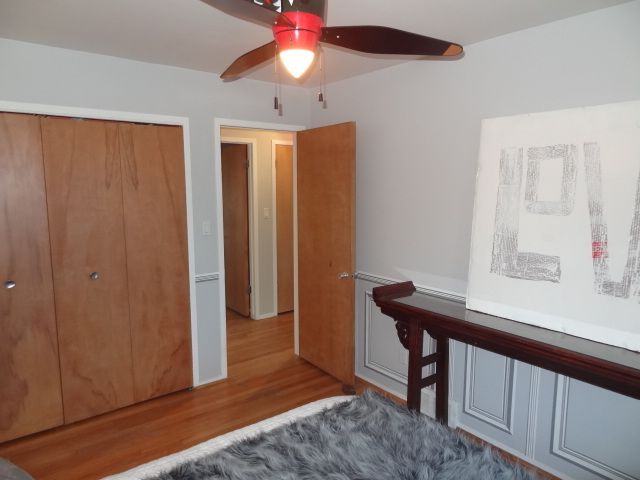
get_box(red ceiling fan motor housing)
[273,11,324,53]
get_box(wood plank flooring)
[1,310,556,480]
[0,311,346,479]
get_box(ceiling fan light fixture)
[279,48,315,78]
[273,11,324,79]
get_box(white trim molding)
[525,366,541,458]
[0,100,201,388]
[220,136,259,320]
[552,376,635,480]
[355,271,466,303]
[195,272,220,283]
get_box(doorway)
[220,127,295,380]
[216,120,357,389]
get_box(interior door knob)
[337,272,354,280]
[89,272,100,281]
[4,280,16,289]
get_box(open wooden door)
[276,143,294,314]
[221,143,251,317]
[297,122,356,386]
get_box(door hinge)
[247,285,252,294]
[245,159,250,169]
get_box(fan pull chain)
[318,46,327,109]
[273,50,279,111]
[273,47,283,116]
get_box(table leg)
[436,336,449,424]
[406,320,424,412]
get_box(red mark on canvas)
[592,241,608,259]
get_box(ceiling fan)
[202,0,464,80]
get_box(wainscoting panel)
[464,346,516,433]
[194,274,224,384]
[363,291,408,384]
[454,343,533,455]
[535,371,640,480]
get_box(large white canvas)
[467,100,640,352]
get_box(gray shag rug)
[147,391,538,480]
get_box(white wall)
[310,0,640,296]
[0,38,310,383]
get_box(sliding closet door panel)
[119,123,192,401]
[0,113,64,442]
[41,117,134,423]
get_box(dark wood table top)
[372,281,640,401]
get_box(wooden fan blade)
[221,41,278,79]
[321,26,463,57]
[200,0,294,28]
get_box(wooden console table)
[372,281,640,424]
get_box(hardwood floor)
[1,309,556,480]
[226,309,298,381]
[0,310,346,479]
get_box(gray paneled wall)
[356,275,640,480]
[194,274,224,384]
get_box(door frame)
[272,139,295,316]
[214,118,305,379]
[0,100,200,387]
[220,137,257,319]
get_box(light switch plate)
[202,220,212,236]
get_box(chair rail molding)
[355,271,466,303]
[195,272,220,283]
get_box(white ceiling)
[0,0,630,86]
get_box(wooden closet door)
[41,117,134,423]
[0,113,64,442]
[119,123,192,402]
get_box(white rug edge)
[103,396,355,480]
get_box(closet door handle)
[4,280,16,289]
[89,272,100,281]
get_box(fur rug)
[146,391,538,480]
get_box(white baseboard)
[195,373,226,388]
